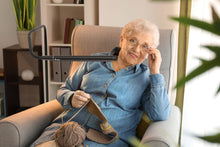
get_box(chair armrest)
[0,100,64,147]
[141,105,181,147]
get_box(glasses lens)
[126,37,150,52]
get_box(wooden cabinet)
[0,69,6,118]
[40,0,98,101]
[3,45,43,116]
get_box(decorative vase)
[16,31,35,49]
[52,0,63,4]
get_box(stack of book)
[73,0,84,4]
[64,18,84,44]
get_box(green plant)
[172,5,220,95]
[12,0,37,31]
[197,133,220,144]
[170,4,220,145]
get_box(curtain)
[181,0,220,146]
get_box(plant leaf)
[28,0,32,30]
[211,5,220,23]
[217,85,220,94]
[12,0,37,31]
[175,58,219,89]
[198,133,220,143]
[175,45,220,94]
[170,16,220,36]
[12,0,20,29]
[197,58,209,64]
[202,46,220,59]
[19,0,25,30]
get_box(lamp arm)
[28,25,118,61]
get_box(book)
[64,18,84,44]
[80,0,84,4]
[79,19,84,25]
[64,18,71,44]
[73,0,83,4]
[67,19,75,44]
[74,19,81,27]
[73,0,79,4]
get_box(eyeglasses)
[126,37,150,52]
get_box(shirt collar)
[109,47,121,56]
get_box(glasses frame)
[125,37,150,53]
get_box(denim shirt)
[55,48,170,146]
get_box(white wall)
[0,1,17,68]
[0,1,41,68]
[99,0,180,30]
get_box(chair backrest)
[70,25,175,99]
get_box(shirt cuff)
[66,92,75,109]
[57,91,75,109]
[149,74,165,87]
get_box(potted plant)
[12,0,37,48]
[171,4,220,144]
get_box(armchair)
[0,25,181,147]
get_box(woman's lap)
[31,123,129,147]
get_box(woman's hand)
[70,90,91,108]
[148,48,162,74]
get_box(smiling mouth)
[129,52,138,58]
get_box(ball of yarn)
[54,121,86,147]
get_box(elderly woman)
[32,19,170,147]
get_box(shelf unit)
[40,0,98,101]
[3,45,43,116]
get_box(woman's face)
[118,31,154,66]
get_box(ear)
[119,36,124,47]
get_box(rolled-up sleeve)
[141,74,170,121]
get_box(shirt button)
[126,68,129,70]
[113,74,116,77]
[104,84,107,87]
[101,96,104,98]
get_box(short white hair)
[121,19,160,48]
